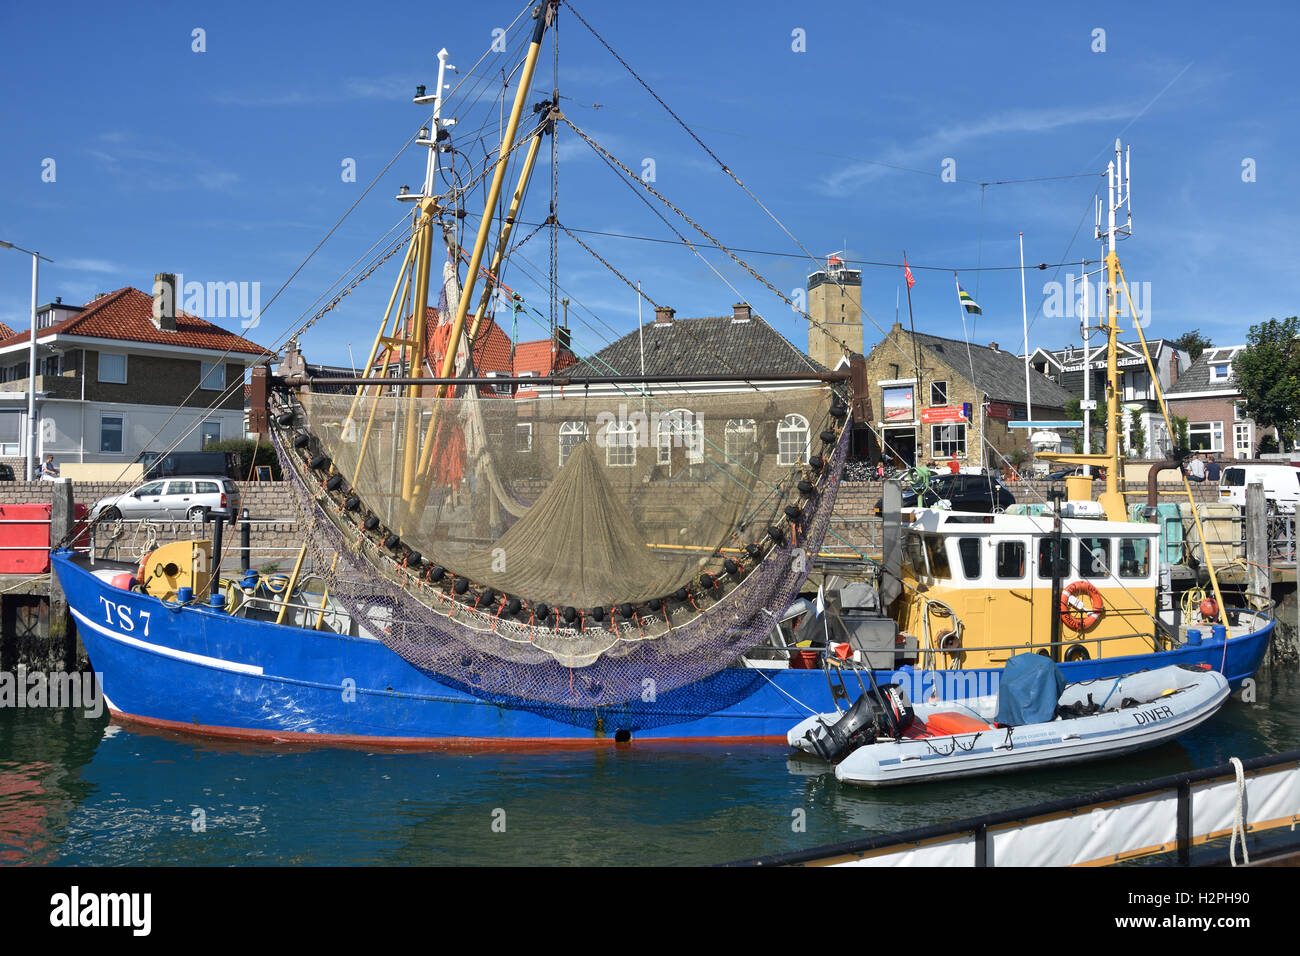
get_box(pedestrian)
[39,455,59,481]
[1187,453,1206,482]
[875,461,885,480]
[1205,455,1221,482]
[948,453,959,474]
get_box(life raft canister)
[1060,580,1104,632]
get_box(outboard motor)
[800,682,914,761]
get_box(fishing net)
[273,383,849,708]
[298,386,829,606]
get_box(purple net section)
[272,421,849,708]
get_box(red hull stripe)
[106,707,787,752]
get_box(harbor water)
[2,664,1297,866]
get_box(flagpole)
[903,252,922,466]
[1019,231,1033,423]
[955,273,982,472]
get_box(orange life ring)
[1060,580,1104,632]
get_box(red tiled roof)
[0,323,15,339]
[513,339,576,376]
[0,287,270,357]
[374,309,575,394]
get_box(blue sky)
[2,0,1297,370]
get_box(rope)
[749,664,821,716]
[1229,756,1250,866]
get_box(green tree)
[1233,316,1300,450]
[1127,408,1146,458]
[1172,330,1213,362]
[1065,397,1106,453]
[1170,413,1189,453]
[203,437,282,480]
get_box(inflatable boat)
[786,657,1230,787]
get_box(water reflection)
[0,666,1293,865]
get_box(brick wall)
[0,476,1224,563]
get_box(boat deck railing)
[85,516,308,574]
[743,593,1273,667]
[727,748,1300,867]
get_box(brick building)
[862,323,1072,469]
[1165,345,1261,458]
[1026,338,1190,457]
[0,276,269,472]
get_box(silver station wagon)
[91,477,242,522]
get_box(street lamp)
[0,240,54,480]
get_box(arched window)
[777,414,809,466]
[656,409,703,470]
[725,418,757,464]
[606,420,638,467]
[558,420,588,467]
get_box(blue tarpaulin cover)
[994,653,1067,726]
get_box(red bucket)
[788,649,821,669]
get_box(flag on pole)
[903,258,916,289]
[957,282,982,315]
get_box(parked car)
[874,472,1015,514]
[137,450,239,480]
[1218,463,1300,515]
[91,476,242,522]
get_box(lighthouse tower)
[806,253,864,368]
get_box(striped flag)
[904,258,916,289]
[957,282,982,315]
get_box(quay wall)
[0,477,1226,558]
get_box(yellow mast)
[398,3,557,525]
[1037,141,1128,521]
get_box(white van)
[1218,464,1300,514]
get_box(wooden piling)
[1244,481,1270,607]
[48,477,83,670]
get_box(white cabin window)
[1036,538,1070,579]
[1118,537,1151,578]
[957,537,981,579]
[922,535,951,579]
[1078,537,1112,578]
[995,540,1025,579]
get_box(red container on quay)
[0,503,89,574]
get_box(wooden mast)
[401,2,558,525]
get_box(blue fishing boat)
[49,548,1271,746]
[49,8,1274,748]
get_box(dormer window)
[1210,363,1230,381]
